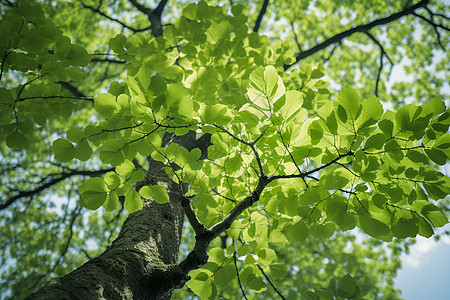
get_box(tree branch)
[57,81,88,98]
[91,58,127,64]
[213,125,265,177]
[253,0,269,33]
[270,150,354,181]
[0,168,113,211]
[1,0,15,7]
[412,12,449,50]
[284,0,430,70]
[128,0,152,15]
[128,0,167,36]
[180,196,207,235]
[78,0,151,33]
[17,95,94,102]
[290,21,303,52]
[209,175,269,239]
[235,250,249,300]
[154,0,169,16]
[364,31,394,97]
[256,264,286,300]
[323,42,341,64]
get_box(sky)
[395,224,450,300]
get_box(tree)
[0,0,449,299]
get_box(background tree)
[0,0,449,299]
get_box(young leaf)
[359,216,389,237]
[6,130,28,149]
[125,189,143,213]
[79,178,109,210]
[337,85,361,125]
[51,138,75,162]
[95,93,117,119]
[103,192,119,211]
[247,65,285,110]
[139,185,170,204]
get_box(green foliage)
[1,0,449,299]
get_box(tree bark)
[27,133,212,299]
[27,186,184,299]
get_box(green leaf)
[284,220,309,243]
[6,130,28,149]
[116,159,135,177]
[417,216,434,238]
[379,119,394,137]
[364,133,386,150]
[95,93,117,119]
[406,149,428,164]
[395,104,412,130]
[66,44,90,66]
[103,192,119,211]
[182,3,198,19]
[310,222,335,239]
[186,274,216,300]
[166,83,193,119]
[326,111,338,135]
[100,140,125,166]
[359,216,389,237]
[336,213,356,231]
[337,105,347,123]
[423,183,447,200]
[422,209,448,227]
[139,185,170,204]
[424,148,446,165]
[149,74,167,96]
[384,139,403,161]
[206,20,231,43]
[337,85,361,124]
[355,95,383,130]
[336,274,357,298]
[67,128,85,143]
[51,138,75,162]
[79,178,108,210]
[124,189,143,213]
[109,33,127,53]
[104,172,121,190]
[391,217,419,238]
[214,263,235,285]
[372,193,387,207]
[275,90,304,121]
[74,140,92,161]
[248,65,285,110]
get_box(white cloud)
[403,237,437,269]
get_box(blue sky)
[395,224,450,300]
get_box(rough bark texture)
[27,133,211,299]
[27,183,184,300]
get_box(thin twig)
[78,0,151,32]
[290,21,303,52]
[364,31,394,96]
[256,264,286,299]
[412,12,448,50]
[17,95,94,102]
[0,168,113,210]
[91,58,126,64]
[234,250,249,300]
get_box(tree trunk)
[27,187,184,299]
[27,133,211,299]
